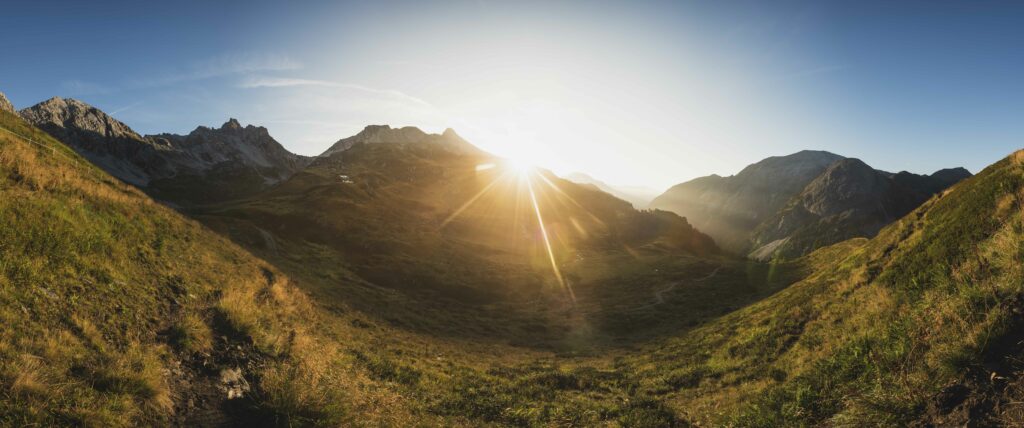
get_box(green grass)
[5,103,1024,426]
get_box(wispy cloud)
[133,52,302,88]
[238,76,434,108]
[110,101,143,115]
[62,52,303,96]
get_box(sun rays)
[525,171,575,303]
[440,160,587,302]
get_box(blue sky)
[2,0,1023,189]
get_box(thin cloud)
[63,52,303,96]
[132,52,302,88]
[239,76,434,108]
[110,101,143,115]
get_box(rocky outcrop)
[652,151,971,260]
[148,118,310,185]
[748,160,971,260]
[20,97,170,185]
[320,124,477,157]
[650,150,845,252]
[20,97,311,203]
[0,92,14,114]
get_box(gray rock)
[320,124,477,157]
[0,92,14,114]
[19,97,312,204]
[218,368,250,399]
[650,150,845,252]
[652,150,971,259]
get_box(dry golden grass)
[1012,149,1024,166]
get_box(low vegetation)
[2,105,1023,426]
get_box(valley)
[2,90,1021,426]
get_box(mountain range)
[650,150,971,260]
[2,90,1022,427]
[19,97,311,204]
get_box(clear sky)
[2,1,1023,190]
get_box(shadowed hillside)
[193,129,767,348]
[651,150,970,260]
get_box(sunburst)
[440,159,587,302]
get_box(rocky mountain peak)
[20,96,144,141]
[222,118,243,131]
[320,124,441,157]
[20,98,311,201]
[0,91,14,114]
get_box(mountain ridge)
[19,97,312,204]
[319,124,476,157]
[651,150,971,259]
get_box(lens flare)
[525,174,576,303]
[440,160,586,302]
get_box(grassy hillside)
[5,99,1023,426]
[616,150,1024,426]
[0,104,804,427]
[0,110,442,426]
[194,141,740,348]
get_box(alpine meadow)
[2,1,1024,427]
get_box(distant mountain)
[19,97,311,204]
[749,159,972,260]
[651,150,971,259]
[650,150,845,252]
[319,124,478,157]
[564,172,660,208]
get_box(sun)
[505,156,535,175]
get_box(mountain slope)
[749,159,973,260]
[195,126,727,346]
[650,150,845,252]
[618,149,1024,426]
[651,150,970,259]
[0,108,364,426]
[7,94,1023,425]
[19,97,311,204]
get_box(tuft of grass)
[167,313,213,354]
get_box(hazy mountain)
[748,158,972,260]
[319,124,478,157]
[19,97,311,204]
[564,172,660,208]
[651,150,970,259]
[650,150,845,252]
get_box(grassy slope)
[0,110,486,426]
[424,150,1023,427]
[7,98,1023,427]
[0,106,798,427]
[619,150,1024,426]
[194,141,738,349]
